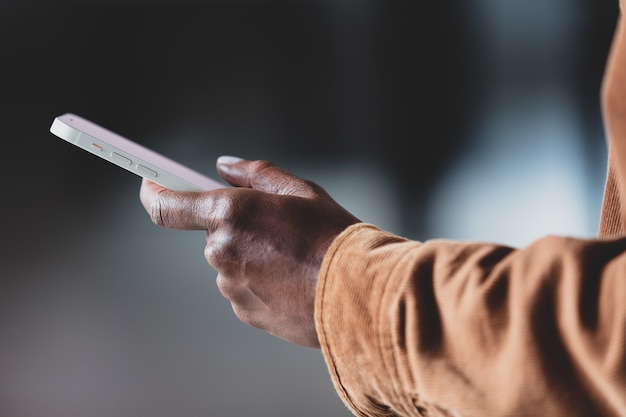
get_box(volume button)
[137,164,158,178]
[111,152,132,166]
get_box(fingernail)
[217,155,244,165]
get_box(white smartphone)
[50,113,224,192]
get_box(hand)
[139,156,360,348]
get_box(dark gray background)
[0,1,619,416]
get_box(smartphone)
[50,113,224,191]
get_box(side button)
[111,152,132,166]
[137,164,158,178]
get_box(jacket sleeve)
[315,223,626,417]
[602,13,626,238]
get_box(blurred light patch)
[426,89,599,247]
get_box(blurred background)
[0,0,619,416]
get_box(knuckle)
[213,193,238,221]
[284,178,319,197]
[250,160,320,197]
[149,192,167,227]
[249,159,275,175]
[149,188,182,228]
[232,305,262,329]
[215,273,235,299]
[215,275,249,313]
[298,177,324,195]
[204,242,223,267]
[211,190,254,228]
[204,231,238,272]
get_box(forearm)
[315,224,626,417]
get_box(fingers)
[139,178,221,230]
[216,156,322,198]
[140,157,329,231]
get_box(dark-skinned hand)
[139,156,360,348]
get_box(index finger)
[139,178,219,230]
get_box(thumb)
[216,156,319,197]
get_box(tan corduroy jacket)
[314,10,626,417]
